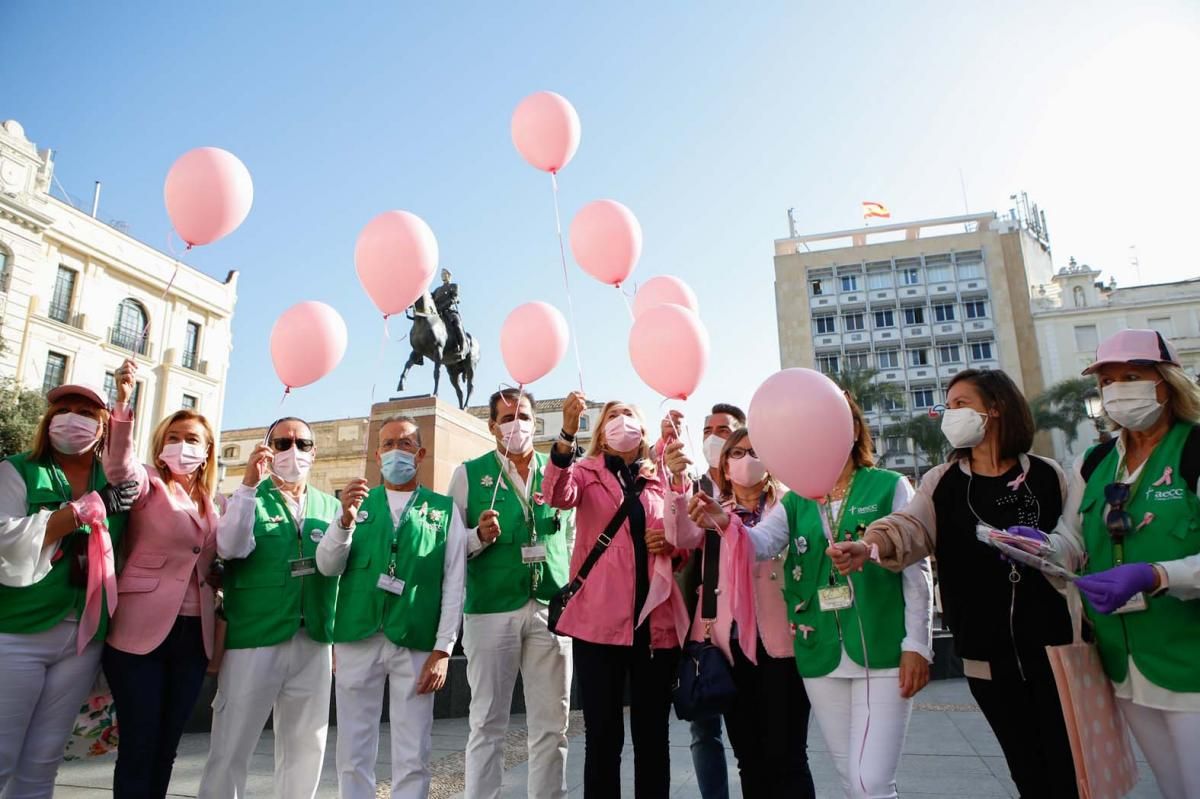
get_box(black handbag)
[672,528,737,721]
[548,477,646,635]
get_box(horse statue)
[396,290,480,410]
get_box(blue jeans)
[689,714,729,799]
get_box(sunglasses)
[727,447,757,460]
[1104,482,1133,540]
[271,437,314,452]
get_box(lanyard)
[48,459,101,505]
[1110,449,1152,566]
[820,469,859,586]
[495,452,539,544]
[387,491,421,577]
[269,486,307,558]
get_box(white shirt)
[316,488,467,655]
[0,460,62,587]
[217,481,309,561]
[447,453,535,558]
[745,477,935,673]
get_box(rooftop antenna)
[1129,245,1142,284]
[787,207,797,238]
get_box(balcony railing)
[108,327,150,357]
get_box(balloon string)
[618,286,635,321]
[279,386,290,406]
[363,315,391,462]
[488,383,525,511]
[133,232,184,358]
[550,172,584,393]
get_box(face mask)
[1102,381,1164,432]
[941,408,988,449]
[497,419,534,455]
[49,413,100,455]
[702,435,725,469]
[159,442,207,476]
[272,447,314,483]
[381,449,418,485]
[604,415,643,453]
[728,454,768,487]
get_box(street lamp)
[1083,394,1110,442]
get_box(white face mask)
[1102,381,1164,432]
[941,407,988,449]
[497,419,534,455]
[272,447,314,483]
[702,435,725,469]
[727,454,768,487]
[159,442,207,476]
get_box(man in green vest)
[318,415,466,799]
[447,389,573,799]
[199,416,342,799]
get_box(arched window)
[111,299,148,354]
[222,445,238,459]
[1072,286,1086,308]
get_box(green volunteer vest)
[0,452,127,639]
[222,481,341,649]
[781,467,907,678]
[1079,421,1200,692]
[331,485,454,652]
[462,451,571,614]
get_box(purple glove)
[1075,563,1158,614]
[1006,525,1049,543]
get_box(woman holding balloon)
[694,392,932,799]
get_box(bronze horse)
[396,293,479,409]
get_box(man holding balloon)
[447,389,574,799]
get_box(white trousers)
[463,600,572,799]
[334,634,435,799]
[0,621,101,799]
[805,673,913,799]
[197,631,332,799]
[1117,698,1200,799]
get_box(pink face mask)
[603,414,643,453]
[159,442,208,476]
[728,454,768,487]
[49,413,101,455]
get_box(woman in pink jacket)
[544,392,690,798]
[102,360,219,798]
[664,427,815,799]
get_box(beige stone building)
[774,208,1054,473]
[0,118,238,462]
[466,396,607,454]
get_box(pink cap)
[46,383,107,408]
[1082,329,1181,375]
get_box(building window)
[901,269,921,286]
[535,418,546,436]
[183,321,201,370]
[933,304,956,322]
[873,310,895,328]
[877,349,900,369]
[885,436,907,454]
[815,316,837,335]
[845,352,870,370]
[926,265,953,283]
[43,352,68,394]
[938,344,962,363]
[970,341,994,361]
[578,415,590,432]
[957,261,984,280]
[0,248,10,292]
[913,389,936,408]
[964,301,987,319]
[844,313,865,332]
[866,272,893,290]
[111,299,149,355]
[222,445,238,459]
[882,396,904,412]
[909,348,929,367]
[49,266,76,323]
[903,307,925,326]
[104,372,142,411]
[810,279,825,296]
[817,355,840,375]
[181,394,198,410]
[1073,325,1098,353]
[1148,317,1175,338]
[840,275,859,292]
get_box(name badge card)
[1113,591,1148,615]
[818,585,853,612]
[521,545,548,564]
[376,574,406,595]
[289,557,317,578]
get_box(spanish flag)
[862,201,891,220]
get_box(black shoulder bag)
[672,528,737,721]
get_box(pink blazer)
[104,409,218,658]
[542,455,691,649]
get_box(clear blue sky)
[5,1,1197,434]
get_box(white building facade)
[0,119,238,462]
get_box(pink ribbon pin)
[1136,512,1154,531]
[1152,466,1173,488]
[797,624,815,640]
[1007,471,1027,491]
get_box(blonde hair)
[29,398,109,463]
[585,401,657,475]
[1160,364,1200,424]
[150,409,218,498]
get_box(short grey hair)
[378,415,422,447]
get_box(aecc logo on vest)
[847,504,879,515]
[1144,486,1185,502]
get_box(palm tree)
[884,413,948,481]
[1030,377,1100,448]
[830,368,905,413]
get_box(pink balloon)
[500,301,569,385]
[270,301,348,389]
[163,147,253,247]
[748,369,853,499]
[511,91,581,173]
[633,275,699,319]
[628,304,709,400]
[354,211,439,316]
[570,200,642,287]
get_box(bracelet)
[558,429,575,443]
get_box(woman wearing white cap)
[0,382,137,797]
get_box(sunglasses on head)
[271,438,314,452]
[1104,482,1133,540]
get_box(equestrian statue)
[396,268,480,409]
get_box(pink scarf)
[68,492,118,654]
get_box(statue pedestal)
[368,394,495,493]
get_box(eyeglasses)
[1104,482,1133,541]
[271,438,314,452]
[380,437,420,452]
[727,447,757,460]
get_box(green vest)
[222,481,341,649]
[0,452,127,639]
[1079,421,1200,692]
[462,451,571,614]
[781,468,907,677]
[332,485,454,651]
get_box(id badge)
[288,557,317,578]
[521,545,548,564]
[818,585,853,612]
[376,574,406,595]
[1113,591,1148,615]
